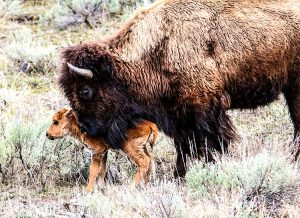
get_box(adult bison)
[59,0,300,177]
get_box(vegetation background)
[0,0,300,217]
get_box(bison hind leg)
[284,75,300,160]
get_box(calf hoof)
[98,178,105,188]
[86,186,93,193]
[105,167,121,184]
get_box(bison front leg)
[174,148,188,178]
[173,132,192,178]
[123,136,152,186]
[194,107,236,162]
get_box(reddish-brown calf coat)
[46,108,158,191]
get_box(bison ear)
[95,54,114,81]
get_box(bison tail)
[148,125,159,148]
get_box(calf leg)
[123,136,152,185]
[86,151,108,192]
[97,151,108,187]
[86,154,101,192]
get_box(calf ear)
[65,109,73,118]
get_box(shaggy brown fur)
[59,0,300,177]
[46,108,158,191]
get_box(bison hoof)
[173,168,186,178]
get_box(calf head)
[46,108,74,140]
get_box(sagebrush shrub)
[43,0,154,29]
[186,151,298,196]
[0,0,22,18]
[2,27,57,74]
[0,118,89,186]
[186,149,299,216]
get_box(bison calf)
[46,108,158,191]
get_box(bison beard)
[59,0,300,177]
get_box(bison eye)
[53,120,59,125]
[79,86,93,100]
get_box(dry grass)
[0,1,300,217]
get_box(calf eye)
[53,120,59,125]
[79,86,93,100]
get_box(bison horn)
[67,62,93,79]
